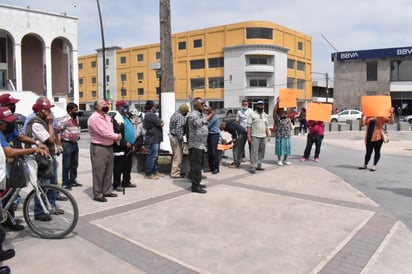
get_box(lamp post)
[96,0,106,100]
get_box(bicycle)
[0,167,79,239]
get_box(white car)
[404,115,412,124]
[330,109,362,122]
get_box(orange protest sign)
[217,144,232,151]
[306,102,332,122]
[279,88,298,108]
[361,96,392,117]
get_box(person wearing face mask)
[169,104,189,178]
[246,100,271,174]
[112,100,137,191]
[56,102,82,190]
[88,99,122,202]
[236,99,252,162]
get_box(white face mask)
[242,106,248,110]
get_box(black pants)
[189,148,204,187]
[364,139,383,166]
[113,148,133,188]
[303,134,324,159]
[207,134,220,172]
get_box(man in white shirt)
[236,100,252,161]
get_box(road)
[78,128,412,230]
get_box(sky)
[2,0,412,86]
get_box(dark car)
[78,110,94,129]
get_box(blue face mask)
[121,107,129,114]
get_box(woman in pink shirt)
[301,120,324,162]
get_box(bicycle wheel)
[23,184,79,239]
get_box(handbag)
[7,156,29,188]
[36,154,55,179]
[381,129,389,143]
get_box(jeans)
[207,133,220,171]
[303,134,324,159]
[299,119,307,134]
[146,143,160,176]
[62,141,79,187]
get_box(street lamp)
[96,0,106,100]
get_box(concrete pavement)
[4,129,412,273]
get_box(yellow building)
[78,21,312,113]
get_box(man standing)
[57,102,82,190]
[187,97,216,193]
[143,100,164,179]
[112,100,137,191]
[220,121,247,168]
[247,100,271,174]
[169,104,189,178]
[88,99,122,202]
[236,99,252,161]
[205,105,221,174]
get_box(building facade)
[332,46,412,115]
[78,21,312,114]
[0,4,79,108]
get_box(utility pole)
[159,0,175,152]
[96,0,106,100]
[325,72,329,103]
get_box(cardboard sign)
[279,88,298,108]
[361,96,392,117]
[306,102,332,122]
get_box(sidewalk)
[4,130,412,273]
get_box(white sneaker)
[277,160,283,166]
[283,161,292,165]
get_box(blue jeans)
[62,141,79,187]
[145,143,160,176]
[207,133,220,171]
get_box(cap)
[257,100,264,105]
[32,100,54,112]
[116,100,128,107]
[0,93,20,105]
[0,107,17,122]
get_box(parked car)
[404,115,412,124]
[216,107,241,122]
[330,109,362,122]
[78,110,94,129]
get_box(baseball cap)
[257,100,264,105]
[116,100,128,107]
[32,100,55,112]
[0,93,20,105]
[0,106,17,122]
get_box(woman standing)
[358,110,394,172]
[273,99,292,166]
[297,107,307,135]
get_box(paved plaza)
[3,129,412,273]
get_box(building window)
[120,56,127,64]
[137,54,144,62]
[137,72,144,81]
[287,59,295,69]
[190,78,205,89]
[78,63,83,70]
[367,61,378,81]
[0,38,6,63]
[105,59,109,66]
[137,88,144,96]
[298,41,303,50]
[156,87,160,95]
[297,79,305,89]
[190,59,205,70]
[91,90,97,97]
[79,91,84,98]
[297,61,305,71]
[249,79,267,87]
[391,60,412,81]
[249,56,268,65]
[91,77,97,84]
[91,61,96,68]
[106,75,110,82]
[208,57,224,68]
[246,27,273,39]
[287,77,295,88]
[193,39,202,48]
[120,74,127,82]
[79,78,84,85]
[209,77,224,88]
[178,41,186,50]
[155,51,161,59]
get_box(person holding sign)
[273,98,292,166]
[300,120,325,163]
[358,110,394,172]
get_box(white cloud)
[2,0,412,77]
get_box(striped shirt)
[57,114,81,143]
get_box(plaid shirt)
[57,114,81,143]
[169,111,186,142]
